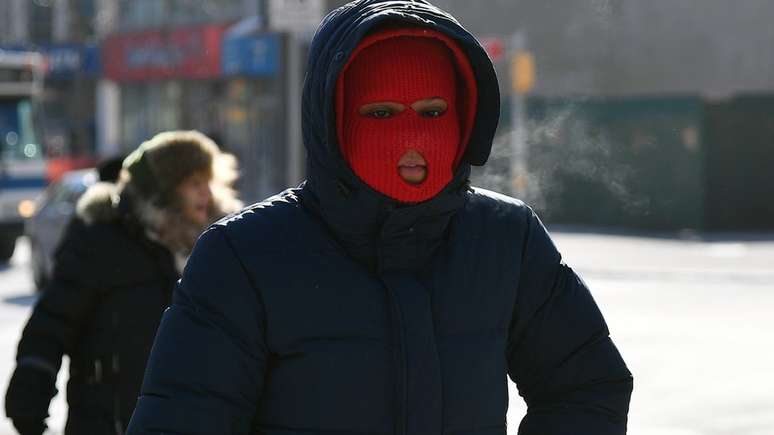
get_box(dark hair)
[98,155,127,182]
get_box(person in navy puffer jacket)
[127,1,633,434]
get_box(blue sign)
[0,44,101,79]
[222,34,280,77]
[43,44,101,78]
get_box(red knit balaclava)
[336,28,477,203]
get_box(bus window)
[0,99,41,160]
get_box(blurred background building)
[0,0,348,202]
[105,0,283,201]
[0,0,772,232]
[0,0,99,161]
[433,0,774,232]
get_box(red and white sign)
[479,37,505,62]
[103,25,227,81]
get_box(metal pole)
[95,0,121,157]
[510,32,528,198]
[286,32,304,187]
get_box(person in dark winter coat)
[5,131,242,435]
[128,1,633,435]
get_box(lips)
[397,149,428,184]
[398,165,427,183]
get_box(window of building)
[120,81,183,151]
[30,0,54,43]
[119,0,166,31]
[119,0,246,31]
[69,0,97,41]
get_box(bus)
[0,49,46,261]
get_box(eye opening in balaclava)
[336,26,478,204]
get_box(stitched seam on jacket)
[218,227,271,355]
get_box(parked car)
[26,168,98,291]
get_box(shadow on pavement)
[4,293,38,307]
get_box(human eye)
[420,107,446,118]
[359,102,404,119]
[368,109,394,119]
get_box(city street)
[1,0,773,434]
[0,232,772,435]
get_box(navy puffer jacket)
[127,1,633,434]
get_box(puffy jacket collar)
[300,0,499,272]
[302,169,470,272]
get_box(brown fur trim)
[76,182,120,225]
[78,139,243,269]
[121,151,242,264]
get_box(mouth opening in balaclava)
[336,27,478,204]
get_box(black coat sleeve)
[507,209,633,435]
[6,219,101,421]
[127,227,268,435]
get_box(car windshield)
[0,98,43,161]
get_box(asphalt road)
[0,233,772,435]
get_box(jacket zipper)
[383,279,407,435]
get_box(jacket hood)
[300,0,500,271]
[303,0,499,178]
[76,156,242,270]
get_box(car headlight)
[18,200,36,218]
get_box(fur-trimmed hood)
[76,153,242,271]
